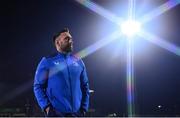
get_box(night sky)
[0,0,180,116]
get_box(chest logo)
[54,61,60,65]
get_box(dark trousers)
[45,107,83,117]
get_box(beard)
[60,42,73,53]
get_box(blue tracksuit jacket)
[33,52,89,113]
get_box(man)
[33,28,90,117]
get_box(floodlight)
[121,20,141,37]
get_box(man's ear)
[55,39,59,46]
[54,40,59,49]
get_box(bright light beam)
[126,0,136,116]
[75,0,124,25]
[126,38,135,117]
[121,20,141,37]
[138,30,180,56]
[75,31,120,58]
[128,0,135,19]
[141,0,180,24]
[0,79,33,105]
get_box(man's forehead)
[61,32,72,37]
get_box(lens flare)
[138,30,180,56]
[121,20,141,37]
[141,0,180,24]
[75,0,123,25]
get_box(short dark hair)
[52,28,69,43]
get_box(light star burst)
[75,0,180,116]
[1,1,180,116]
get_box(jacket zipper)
[64,55,73,112]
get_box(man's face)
[55,32,73,53]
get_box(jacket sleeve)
[79,59,90,112]
[33,57,51,111]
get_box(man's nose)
[69,39,73,44]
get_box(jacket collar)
[57,51,71,58]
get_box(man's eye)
[64,37,72,41]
